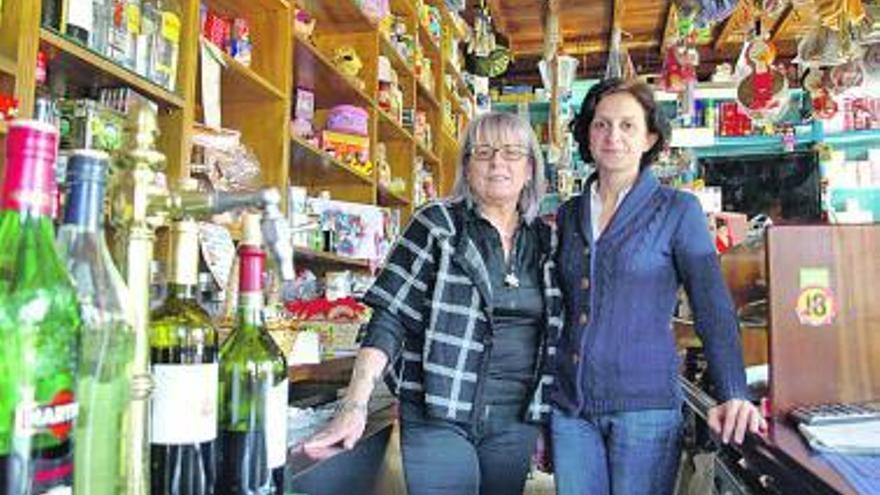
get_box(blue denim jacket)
[552,169,748,415]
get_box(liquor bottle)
[92,0,112,56]
[66,0,94,46]
[0,121,81,494]
[149,219,218,495]
[40,0,62,30]
[56,150,136,495]
[218,214,289,495]
[108,0,138,70]
[138,0,159,77]
[148,0,181,91]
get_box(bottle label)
[126,4,141,35]
[161,12,181,43]
[265,379,288,469]
[150,363,218,445]
[67,0,94,32]
[14,390,79,439]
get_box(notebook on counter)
[798,419,880,455]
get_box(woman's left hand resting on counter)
[299,347,388,460]
[708,398,767,445]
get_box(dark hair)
[570,78,670,170]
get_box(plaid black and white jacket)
[361,199,563,424]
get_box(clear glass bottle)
[149,219,218,495]
[218,214,289,495]
[56,150,136,495]
[92,0,112,56]
[138,0,159,78]
[0,120,82,494]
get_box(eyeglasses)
[469,144,529,162]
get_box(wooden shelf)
[377,182,410,207]
[294,246,372,270]
[377,108,413,142]
[294,34,375,109]
[0,54,15,77]
[39,28,185,109]
[416,140,440,167]
[418,23,441,58]
[208,0,289,14]
[217,48,286,102]
[417,80,440,110]
[289,355,356,383]
[379,35,415,81]
[290,134,374,186]
[300,0,375,32]
[436,0,467,40]
[444,62,473,101]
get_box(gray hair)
[451,112,545,223]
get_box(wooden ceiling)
[476,0,813,83]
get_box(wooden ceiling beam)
[513,33,659,56]
[486,0,510,38]
[712,0,748,51]
[770,4,795,42]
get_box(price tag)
[796,286,837,327]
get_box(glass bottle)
[107,0,138,70]
[66,0,94,46]
[138,0,159,78]
[149,219,217,495]
[40,0,62,30]
[148,0,181,91]
[218,213,289,495]
[92,0,112,57]
[56,150,136,495]
[0,120,82,494]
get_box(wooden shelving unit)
[294,246,372,270]
[290,135,374,187]
[293,34,376,109]
[40,28,186,109]
[0,54,15,77]
[1,0,471,266]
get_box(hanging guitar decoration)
[466,0,511,78]
[735,28,789,123]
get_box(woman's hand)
[707,398,767,445]
[302,401,369,459]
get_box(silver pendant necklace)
[504,229,520,288]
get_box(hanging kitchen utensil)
[466,0,511,77]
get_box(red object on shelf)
[285,296,367,321]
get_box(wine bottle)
[66,0,94,46]
[149,219,218,495]
[56,150,136,495]
[0,120,82,494]
[218,214,289,495]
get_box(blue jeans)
[399,400,540,495]
[551,406,683,495]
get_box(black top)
[464,208,543,406]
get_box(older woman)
[551,78,766,495]
[304,112,562,495]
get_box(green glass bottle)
[148,219,217,495]
[56,150,136,495]
[218,213,289,495]
[0,120,82,494]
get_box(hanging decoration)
[466,0,511,78]
[660,12,700,93]
[735,33,789,122]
